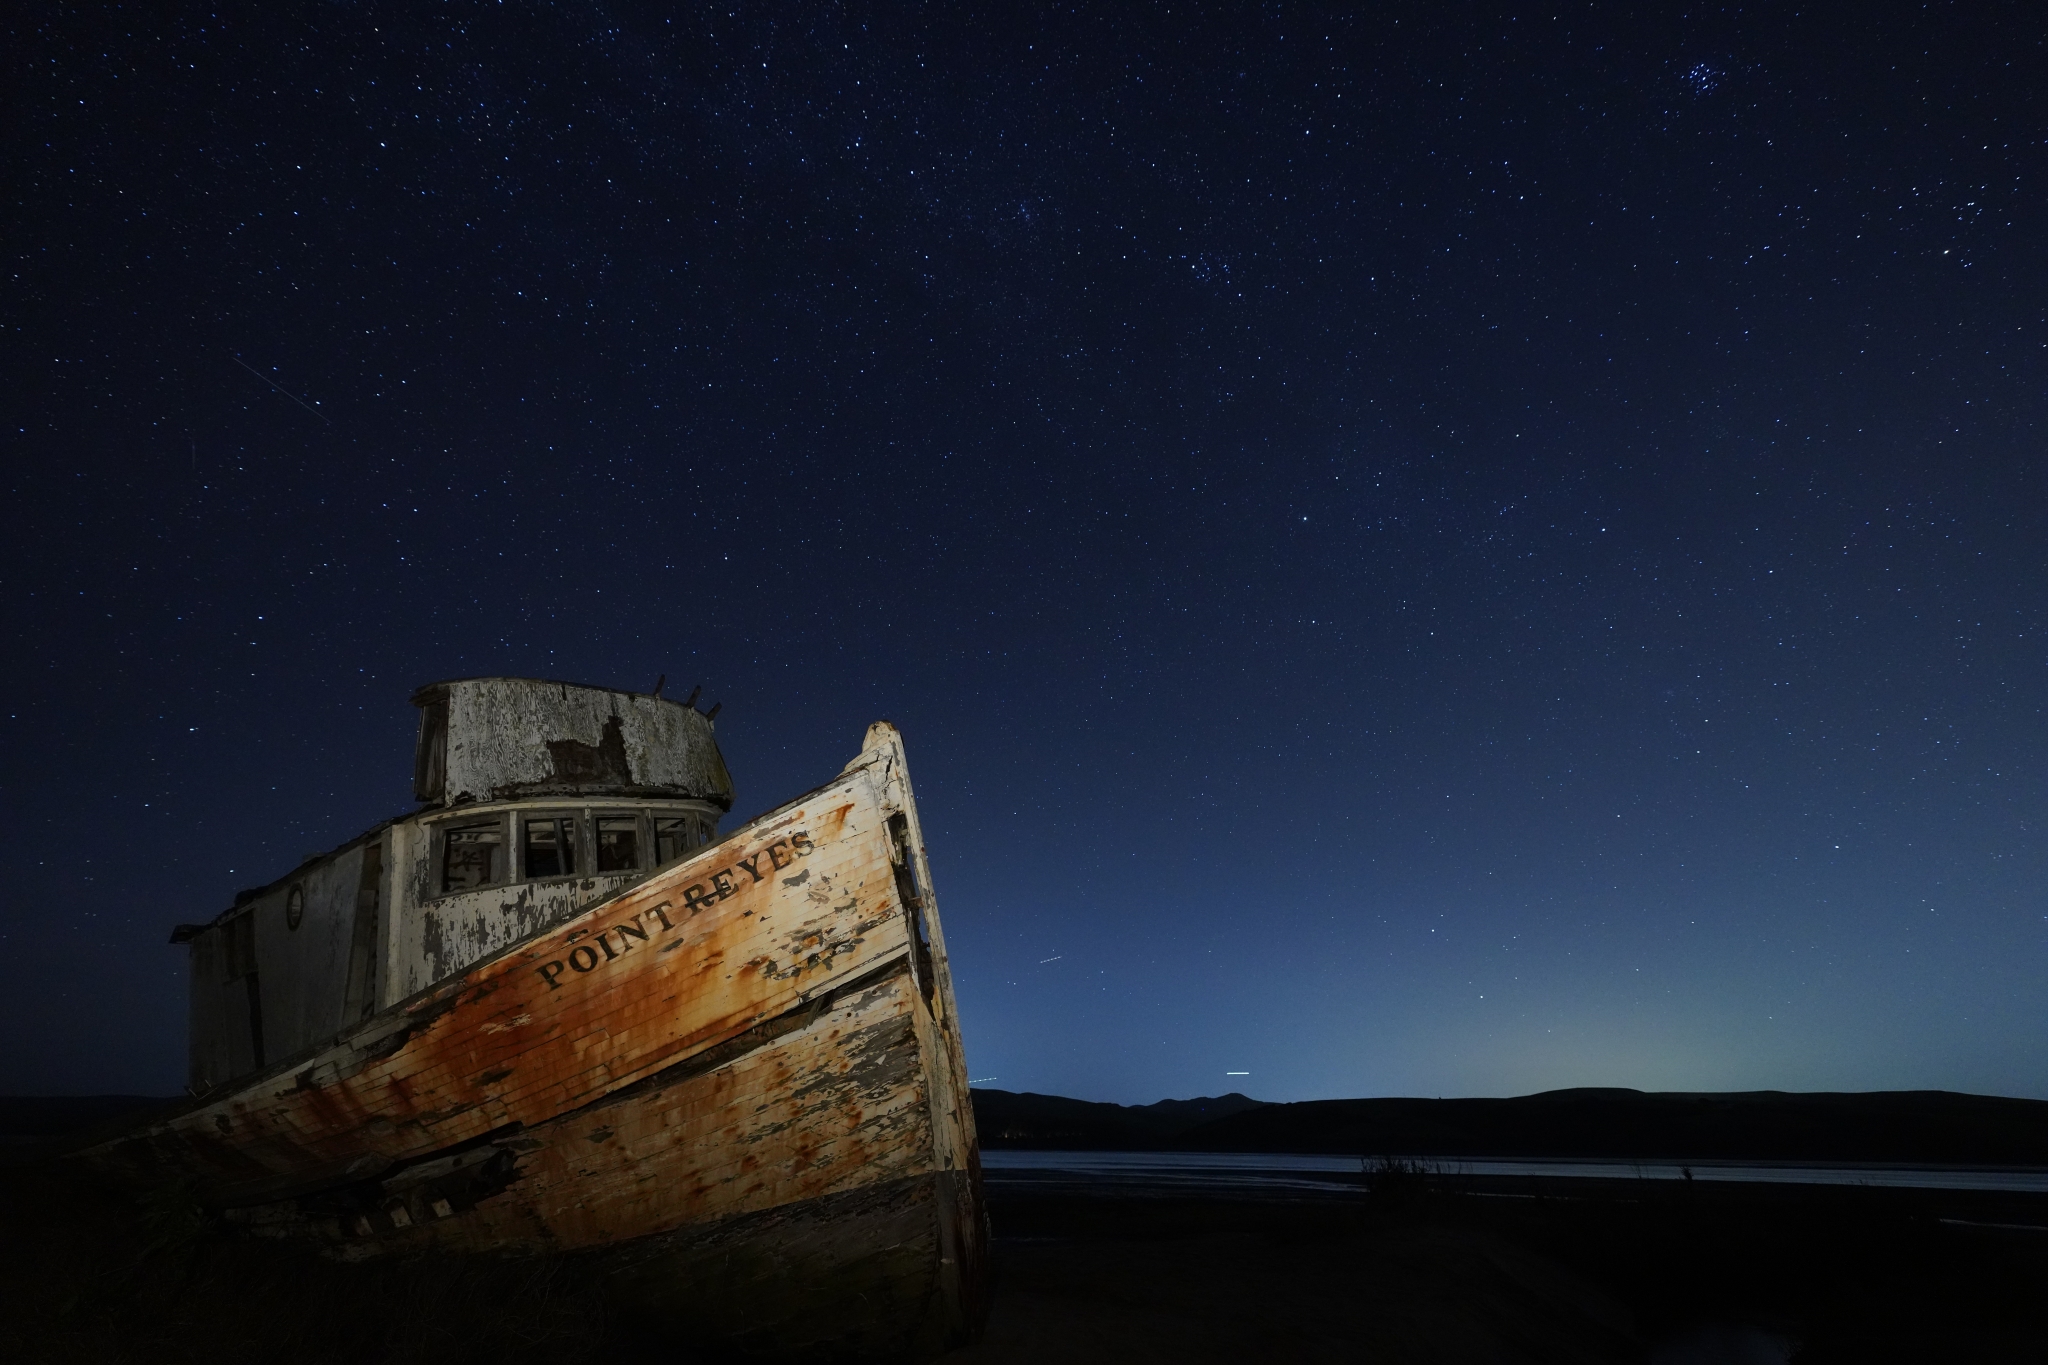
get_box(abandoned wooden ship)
[80,677,987,1358]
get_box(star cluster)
[4,3,2044,1099]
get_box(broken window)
[653,814,704,866]
[595,814,640,872]
[522,814,579,880]
[440,820,505,894]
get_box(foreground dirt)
[944,1182,2048,1365]
[0,1160,629,1365]
[5,1156,2046,1364]
[946,1219,1635,1364]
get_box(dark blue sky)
[6,2,2044,1101]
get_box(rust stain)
[85,721,988,1355]
[96,766,909,1196]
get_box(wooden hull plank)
[83,722,987,1358]
[99,763,907,1195]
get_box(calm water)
[981,1149,2048,1195]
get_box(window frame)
[592,809,650,875]
[651,810,706,868]
[431,812,511,899]
[517,809,587,884]
[422,802,720,902]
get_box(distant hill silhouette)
[971,1087,2048,1165]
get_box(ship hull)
[82,725,985,1358]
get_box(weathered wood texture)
[189,839,385,1088]
[85,724,984,1354]
[188,678,738,1094]
[230,964,930,1252]
[419,677,734,806]
[109,773,894,1189]
[390,826,666,998]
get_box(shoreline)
[943,1171,2048,1363]
[5,1143,2046,1362]
[982,1146,2048,1194]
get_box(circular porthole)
[285,884,305,931]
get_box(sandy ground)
[5,1157,2046,1364]
[943,1184,2048,1365]
[944,1221,1637,1364]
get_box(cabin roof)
[409,675,703,708]
[411,676,733,809]
[171,676,735,943]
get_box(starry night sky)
[6,3,2044,1101]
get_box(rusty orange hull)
[84,723,986,1358]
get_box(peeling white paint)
[186,678,734,1093]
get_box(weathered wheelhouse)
[179,678,734,1091]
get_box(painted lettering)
[538,833,825,998]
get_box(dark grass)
[7,1152,2046,1363]
[1450,1176,2048,1362]
[0,1160,700,1365]
[952,1175,2048,1363]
